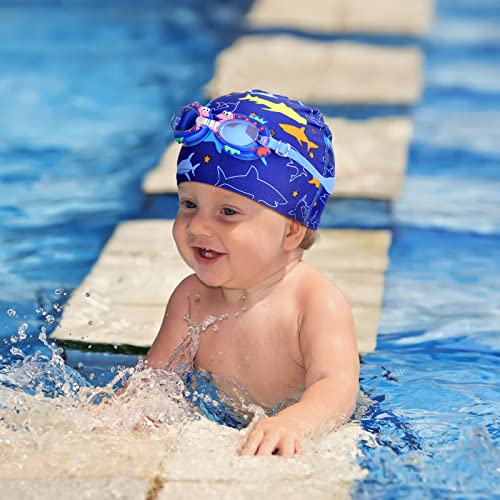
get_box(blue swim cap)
[174,89,335,230]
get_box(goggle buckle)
[275,141,290,158]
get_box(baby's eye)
[222,207,237,216]
[182,200,197,209]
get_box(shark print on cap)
[215,165,288,209]
[177,152,200,180]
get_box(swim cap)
[174,89,335,230]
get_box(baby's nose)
[186,210,214,237]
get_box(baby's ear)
[283,219,307,251]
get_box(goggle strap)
[258,136,335,195]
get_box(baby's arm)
[241,278,359,457]
[145,274,197,369]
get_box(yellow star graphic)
[308,177,320,188]
[204,155,211,163]
[292,190,299,197]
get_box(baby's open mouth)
[197,247,223,260]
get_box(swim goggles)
[171,103,335,194]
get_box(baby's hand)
[239,415,307,457]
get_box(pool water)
[0,0,499,496]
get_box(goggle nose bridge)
[195,116,220,131]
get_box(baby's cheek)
[172,217,187,247]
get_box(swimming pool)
[1,0,499,497]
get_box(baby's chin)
[194,272,246,291]
[193,271,229,289]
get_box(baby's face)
[173,182,291,290]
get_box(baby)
[145,90,359,457]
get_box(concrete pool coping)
[246,0,434,35]
[0,418,370,499]
[205,36,423,104]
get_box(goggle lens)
[171,106,199,133]
[219,120,259,147]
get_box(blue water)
[0,0,499,497]
[353,0,500,497]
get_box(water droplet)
[39,331,47,343]
[45,315,55,324]
[212,324,219,333]
[88,320,93,326]
[201,315,217,331]
[19,332,27,341]
[89,372,95,380]
[6,308,16,317]
[85,292,91,297]
[10,347,24,357]
[239,294,247,301]
[10,335,18,343]
[18,323,28,335]
[53,303,62,312]
[77,362,84,369]
[35,307,44,314]
[113,344,118,350]
[88,344,92,349]
[54,288,62,295]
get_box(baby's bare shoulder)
[171,274,222,321]
[171,273,209,301]
[295,261,347,301]
[294,261,357,358]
